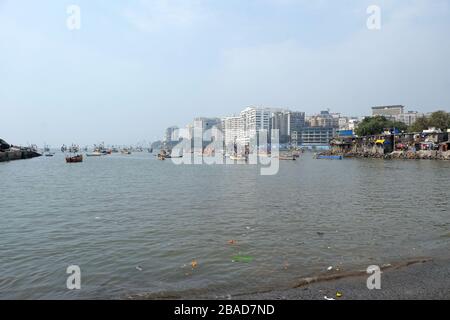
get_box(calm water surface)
[0,153,449,299]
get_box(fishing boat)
[68,144,80,153]
[86,151,103,157]
[66,154,83,163]
[158,149,167,160]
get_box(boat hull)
[66,155,83,163]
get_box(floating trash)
[136,265,143,271]
[324,296,335,300]
[327,266,333,271]
[232,255,253,263]
[228,240,237,245]
[336,292,343,298]
[191,260,198,268]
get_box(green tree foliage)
[355,116,407,136]
[429,111,450,130]
[408,111,450,132]
[409,116,429,132]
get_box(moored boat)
[86,152,102,157]
[66,154,83,163]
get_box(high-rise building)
[164,126,179,142]
[270,111,305,145]
[307,110,339,128]
[193,117,222,150]
[372,105,405,118]
[222,116,242,151]
[193,117,222,132]
[372,105,421,126]
[238,106,284,145]
[397,111,422,126]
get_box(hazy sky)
[1,0,450,146]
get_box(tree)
[409,116,429,133]
[355,116,407,137]
[428,110,450,130]
[391,121,408,132]
[408,111,450,132]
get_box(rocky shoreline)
[0,149,42,162]
[0,138,42,162]
[321,150,450,160]
[233,256,450,300]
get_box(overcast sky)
[1,0,450,146]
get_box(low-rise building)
[301,127,335,147]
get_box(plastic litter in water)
[232,255,253,263]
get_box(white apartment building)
[338,117,360,131]
[372,105,421,126]
[221,116,242,148]
[238,106,285,145]
[397,111,422,126]
[164,126,179,142]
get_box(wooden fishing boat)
[66,154,83,163]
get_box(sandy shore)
[232,256,450,300]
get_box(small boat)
[45,152,55,157]
[230,154,246,161]
[66,154,83,163]
[279,155,296,160]
[158,150,167,160]
[316,155,343,160]
[86,152,103,157]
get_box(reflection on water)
[0,153,449,299]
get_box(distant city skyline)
[1,0,450,146]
